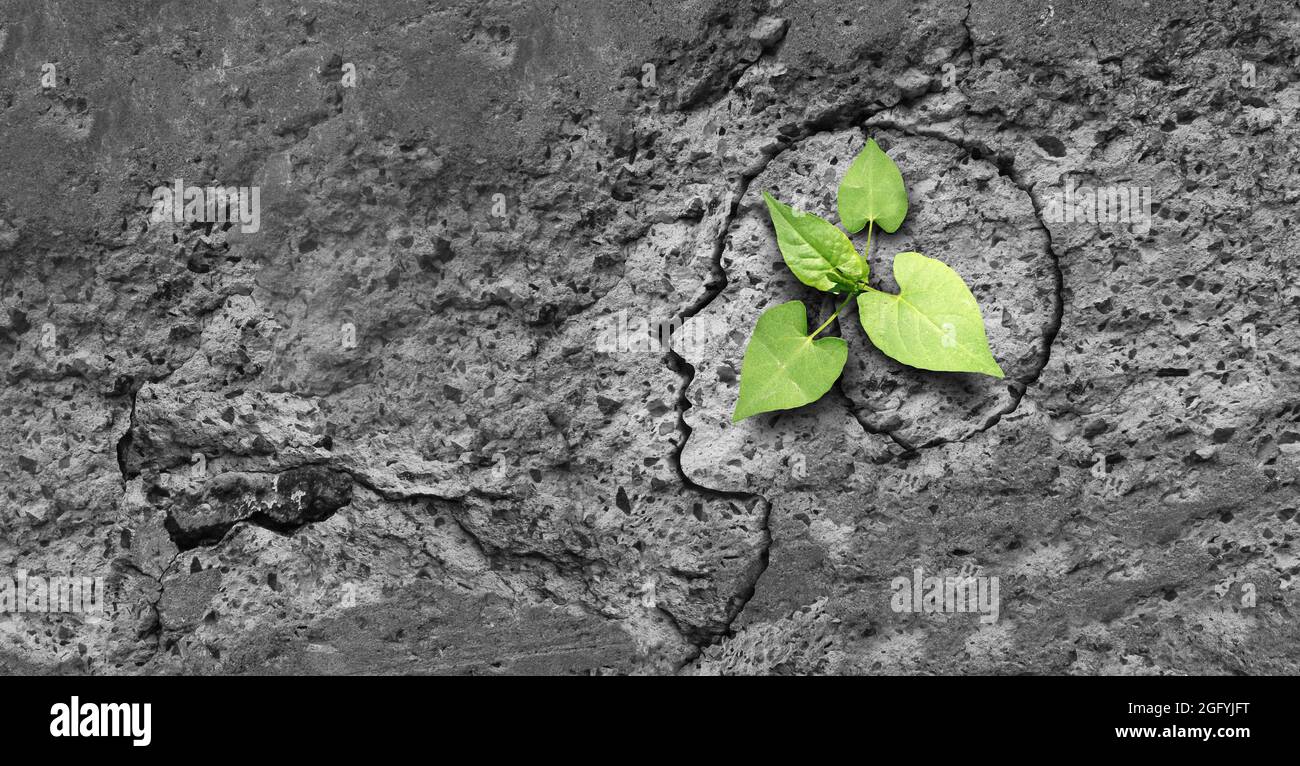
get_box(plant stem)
[848,220,875,294]
[810,291,856,339]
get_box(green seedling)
[734,139,1004,423]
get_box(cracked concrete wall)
[0,0,1298,674]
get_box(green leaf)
[837,138,908,234]
[762,191,867,293]
[733,301,849,422]
[856,252,1004,378]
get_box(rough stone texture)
[1,0,1298,674]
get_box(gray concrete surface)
[1,0,1297,674]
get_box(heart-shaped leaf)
[837,138,908,234]
[734,300,849,422]
[856,252,1004,377]
[762,191,867,293]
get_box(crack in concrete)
[962,0,979,69]
[113,547,182,667]
[664,98,939,658]
[663,139,782,656]
[161,463,355,550]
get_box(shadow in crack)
[157,464,354,551]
